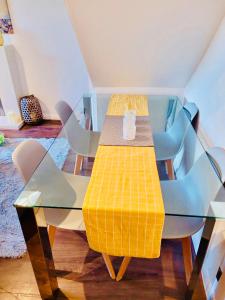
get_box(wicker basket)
[20,95,43,124]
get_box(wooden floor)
[0,121,206,300]
[1,120,62,138]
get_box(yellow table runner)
[83,146,165,258]
[107,94,149,116]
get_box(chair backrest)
[165,97,178,130]
[167,109,191,153]
[12,140,75,207]
[55,100,73,126]
[183,102,199,131]
[167,103,197,153]
[12,139,47,183]
[174,125,204,178]
[55,101,90,155]
[183,147,225,215]
[183,102,199,122]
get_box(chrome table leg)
[185,218,216,300]
[16,207,58,299]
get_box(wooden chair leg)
[74,155,83,175]
[48,225,56,247]
[116,257,132,281]
[181,237,193,284]
[102,253,116,279]
[166,159,175,180]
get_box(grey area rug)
[0,138,70,258]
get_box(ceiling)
[66,0,225,88]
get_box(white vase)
[123,110,136,140]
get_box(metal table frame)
[17,207,58,299]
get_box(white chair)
[55,101,100,175]
[153,103,198,179]
[116,147,225,283]
[12,140,116,279]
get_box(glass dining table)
[14,94,225,300]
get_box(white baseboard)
[43,113,60,121]
[95,86,184,96]
[0,116,24,130]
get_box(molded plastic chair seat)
[161,180,203,239]
[86,131,100,157]
[13,141,90,232]
[43,172,90,231]
[153,108,191,162]
[55,101,101,157]
[154,132,180,161]
[42,208,85,231]
[39,171,89,231]
[161,149,223,240]
[153,103,199,179]
[163,215,203,240]
[63,171,90,195]
[55,101,100,173]
[46,172,89,230]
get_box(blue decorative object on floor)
[0,137,70,258]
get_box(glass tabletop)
[14,94,225,220]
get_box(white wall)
[0,46,20,115]
[185,16,225,147]
[7,0,92,119]
[66,0,225,89]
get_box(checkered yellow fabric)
[107,94,149,116]
[83,146,165,258]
